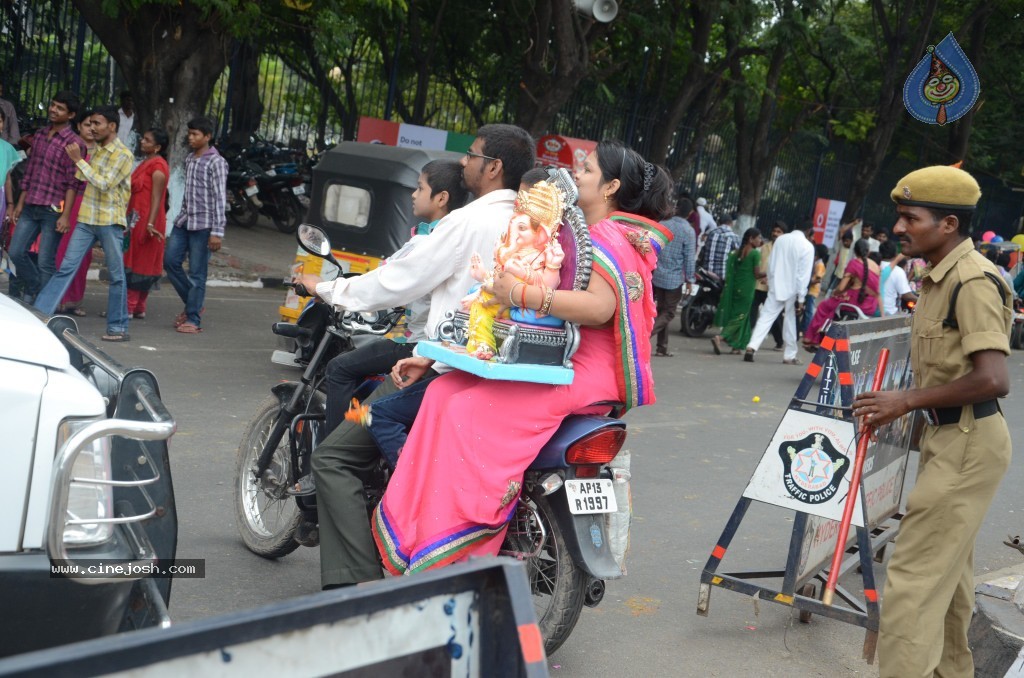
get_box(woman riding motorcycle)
[366,141,674,576]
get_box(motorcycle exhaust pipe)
[584,577,605,607]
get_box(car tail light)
[57,418,114,546]
[565,428,626,466]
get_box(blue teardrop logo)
[903,32,980,126]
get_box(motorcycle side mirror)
[297,223,331,257]
[297,223,344,271]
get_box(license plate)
[244,185,259,196]
[564,479,617,515]
[292,185,305,195]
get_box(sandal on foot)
[174,307,204,328]
[176,322,202,334]
[71,307,87,317]
[730,349,743,355]
[710,336,723,355]
[101,333,130,342]
[655,348,674,357]
[743,349,755,363]
[132,311,146,319]
[287,474,316,497]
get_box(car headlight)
[57,418,114,546]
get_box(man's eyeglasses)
[465,150,498,163]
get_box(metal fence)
[3,0,1021,237]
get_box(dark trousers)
[311,376,403,588]
[324,339,415,434]
[751,289,783,347]
[367,374,436,467]
[651,285,683,352]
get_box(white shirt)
[697,205,716,240]
[117,108,136,149]
[766,231,815,301]
[316,189,515,342]
[882,262,912,316]
[866,236,880,253]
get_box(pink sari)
[372,213,669,574]
[804,257,879,344]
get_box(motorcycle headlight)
[57,418,114,546]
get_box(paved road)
[66,281,1024,677]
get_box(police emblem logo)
[778,433,849,504]
[903,186,912,199]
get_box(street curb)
[970,563,1024,677]
[87,269,288,289]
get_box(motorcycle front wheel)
[234,393,322,558]
[501,492,588,656]
[682,303,712,337]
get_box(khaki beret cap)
[890,165,981,210]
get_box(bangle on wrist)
[539,285,554,315]
[509,282,523,308]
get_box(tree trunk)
[841,0,939,221]
[70,1,231,174]
[226,40,263,147]
[946,1,993,162]
[514,0,606,137]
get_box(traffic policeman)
[852,165,1013,678]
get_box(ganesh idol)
[461,180,565,359]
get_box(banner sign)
[812,198,846,248]
[355,117,473,153]
[536,135,596,175]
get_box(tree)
[512,0,613,136]
[840,0,940,221]
[729,6,819,230]
[642,0,760,169]
[70,0,244,169]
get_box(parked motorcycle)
[251,165,307,234]
[680,267,724,337]
[225,163,261,228]
[234,224,632,655]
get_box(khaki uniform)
[879,238,1013,677]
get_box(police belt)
[923,399,999,427]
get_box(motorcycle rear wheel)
[501,492,588,656]
[682,303,712,337]
[234,393,321,558]
[272,196,303,234]
[229,196,259,228]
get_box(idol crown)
[516,180,564,233]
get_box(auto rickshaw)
[278,142,464,321]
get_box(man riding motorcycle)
[292,124,535,589]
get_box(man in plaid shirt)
[35,106,134,341]
[164,116,227,334]
[7,90,85,301]
[699,213,740,281]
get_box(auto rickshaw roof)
[316,142,464,187]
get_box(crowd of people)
[649,202,1023,363]
[0,89,228,339]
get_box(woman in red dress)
[124,129,169,318]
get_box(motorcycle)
[234,224,632,655]
[252,164,307,234]
[680,267,724,337]
[225,162,261,228]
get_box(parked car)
[0,296,177,658]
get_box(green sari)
[713,247,760,350]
